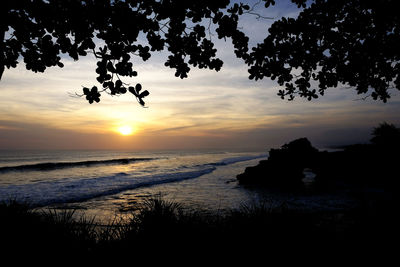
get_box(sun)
[117,125,134,136]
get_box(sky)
[1,1,400,151]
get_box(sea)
[0,149,356,223]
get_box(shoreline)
[1,134,398,260]
[41,162,366,224]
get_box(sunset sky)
[1,1,400,151]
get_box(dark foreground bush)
[0,196,397,262]
[0,200,98,260]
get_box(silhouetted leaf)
[135,83,142,93]
[1,0,397,105]
[139,90,149,98]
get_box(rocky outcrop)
[237,135,399,191]
[237,138,319,188]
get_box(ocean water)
[0,150,271,221]
[0,149,358,223]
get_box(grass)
[0,195,397,262]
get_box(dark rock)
[237,138,319,189]
[238,131,400,192]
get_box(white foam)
[0,166,216,206]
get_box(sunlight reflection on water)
[56,158,266,223]
[1,149,358,224]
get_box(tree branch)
[0,28,5,81]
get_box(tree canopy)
[370,122,400,147]
[1,0,399,105]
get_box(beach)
[0,146,396,262]
[0,149,360,223]
[0,150,264,218]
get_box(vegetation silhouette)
[1,196,396,262]
[2,0,399,104]
[249,0,400,102]
[370,122,400,147]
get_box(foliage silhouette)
[248,0,400,102]
[1,0,399,104]
[1,196,397,262]
[370,122,400,147]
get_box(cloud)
[2,55,400,150]
[1,1,400,150]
